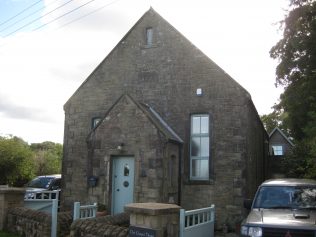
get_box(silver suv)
[241,178,316,237]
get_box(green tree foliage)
[281,138,316,179]
[0,136,34,186]
[260,106,289,134]
[30,142,63,175]
[269,0,316,178]
[270,0,316,140]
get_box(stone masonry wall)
[85,95,180,209]
[7,207,73,237]
[70,212,129,237]
[62,8,267,230]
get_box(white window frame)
[190,114,209,180]
[272,145,283,156]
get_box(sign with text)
[129,226,156,237]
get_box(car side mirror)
[50,185,59,190]
[244,199,253,210]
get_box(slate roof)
[269,127,294,146]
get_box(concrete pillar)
[0,187,25,230]
[125,202,180,237]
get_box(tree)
[260,105,289,135]
[270,0,316,140]
[269,0,316,178]
[0,136,34,186]
[30,141,62,175]
[281,138,316,179]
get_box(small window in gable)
[146,27,153,47]
[92,117,101,129]
[272,145,283,156]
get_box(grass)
[0,231,19,237]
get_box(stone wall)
[85,95,181,210]
[70,212,129,237]
[62,7,268,232]
[6,207,72,237]
[0,187,25,230]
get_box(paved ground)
[215,232,238,237]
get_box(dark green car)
[241,178,316,237]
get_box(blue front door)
[112,156,135,214]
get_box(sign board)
[129,226,156,237]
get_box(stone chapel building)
[62,8,268,230]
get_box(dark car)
[241,178,316,237]
[24,174,61,199]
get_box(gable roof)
[87,94,183,144]
[269,127,294,146]
[64,7,250,109]
[138,102,184,144]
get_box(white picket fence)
[73,202,97,220]
[179,205,215,237]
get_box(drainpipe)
[178,143,183,205]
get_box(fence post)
[51,199,58,237]
[179,209,185,237]
[73,202,80,221]
[92,203,97,218]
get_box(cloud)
[0,0,288,143]
[0,93,56,122]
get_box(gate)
[179,205,215,237]
[24,190,59,213]
[24,190,59,237]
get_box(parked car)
[241,178,316,237]
[24,174,61,199]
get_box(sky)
[0,0,288,144]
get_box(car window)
[292,187,316,208]
[48,178,61,190]
[26,177,54,189]
[253,186,316,209]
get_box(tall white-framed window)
[272,145,283,156]
[190,114,209,180]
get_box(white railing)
[179,205,215,237]
[73,202,97,220]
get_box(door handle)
[116,189,120,191]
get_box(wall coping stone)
[0,187,25,194]
[125,202,180,215]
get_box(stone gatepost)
[0,187,25,230]
[125,202,180,237]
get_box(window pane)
[92,118,101,128]
[201,116,209,133]
[191,137,200,156]
[192,159,209,179]
[201,137,209,157]
[124,164,130,176]
[192,116,200,134]
[272,145,283,155]
[146,28,153,46]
